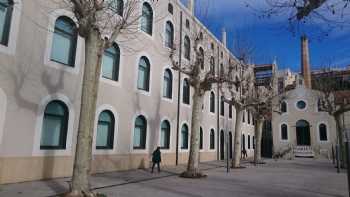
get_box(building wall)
[272,87,337,158]
[0,0,254,184]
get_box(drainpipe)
[175,11,183,166]
[216,46,220,160]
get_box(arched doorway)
[296,120,311,146]
[229,132,233,159]
[220,130,225,160]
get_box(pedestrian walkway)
[0,159,346,197]
[0,161,226,197]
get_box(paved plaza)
[0,158,347,197]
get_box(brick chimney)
[301,35,312,89]
[222,28,227,47]
[187,0,195,15]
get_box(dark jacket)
[152,149,161,163]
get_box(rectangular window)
[102,54,116,80]
[96,123,110,147]
[41,116,62,148]
[51,33,74,66]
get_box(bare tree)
[313,68,350,167]
[51,1,158,196]
[221,61,256,168]
[246,0,350,37]
[170,28,229,177]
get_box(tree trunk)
[232,106,244,168]
[181,87,205,178]
[68,29,104,197]
[254,118,264,164]
[335,114,346,168]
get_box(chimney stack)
[301,35,312,89]
[187,0,195,15]
[222,28,227,47]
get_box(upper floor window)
[297,100,306,110]
[141,2,153,35]
[160,120,171,149]
[106,0,124,16]
[210,92,215,113]
[185,19,190,29]
[96,110,115,149]
[133,115,147,149]
[247,110,251,124]
[229,104,232,119]
[137,56,150,91]
[199,127,203,150]
[281,101,287,113]
[210,129,215,149]
[163,69,173,99]
[319,124,328,141]
[0,0,13,46]
[199,47,204,70]
[40,100,69,150]
[181,124,189,149]
[165,21,174,48]
[50,16,77,67]
[184,35,191,60]
[242,111,245,122]
[210,56,215,75]
[281,124,288,140]
[220,96,224,116]
[168,3,173,14]
[183,78,190,104]
[253,136,255,149]
[317,99,324,112]
[102,43,120,81]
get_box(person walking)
[151,146,161,173]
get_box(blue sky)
[180,0,350,72]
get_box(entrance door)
[229,132,233,159]
[220,130,225,160]
[261,120,273,158]
[296,120,311,146]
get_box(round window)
[296,100,306,110]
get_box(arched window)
[183,78,190,104]
[160,120,170,149]
[133,115,147,149]
[210,129,215,149]
[210,91,215,113]
[137,56,150,91]
[220,96,224,116]
[40,101,69,149]
[181,124,189,149]
[210,56,215,74]
[281,124,288,140]
[185,19,190,29]
[242,134,246,150]
[106,0,124,16]
[0,0,13,46]
[168,3,173,14]
[281,101,287,113]
[319,124,328,141]
[248,110,251,124]
[199,47,204,69]
[165,21,174,48]
[184,35,191,60]
[102,43,120,81]
[199,127,203,150]
[141,2,153,35]
[248,135,251,149]
[96,110,115,149]
[50,16,77,67]
[229,104,232,118]
[163,69,173,99]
